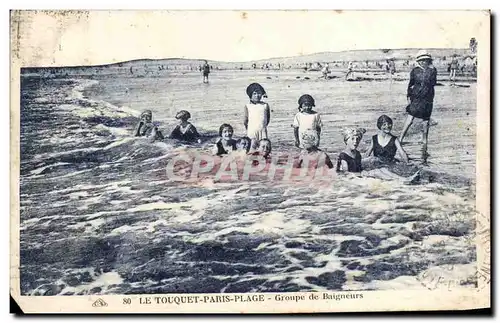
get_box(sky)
[12,10,489,67]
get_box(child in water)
[293,94,323,148]
[169,110,201,143]
[337,127,421,184]
[296,130,333,169]
[229,137,253,160]
[243,83,271,149]
[257,139,272,159]
[365,115,409,164]
[213,123,237,156]
[236,137,252,154]
[336,127,365,173]
[248,139,272,167]
[134,110,164,141]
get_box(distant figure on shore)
[386,58,396,79]
[321,63,330,79]
[345,61,354,80]
[449,54,459,84]
[202,60,210,83]
[399,50,437,164]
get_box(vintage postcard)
[10,10,490,314]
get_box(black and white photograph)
[10,9,490,313]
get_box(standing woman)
[399,50,437,164]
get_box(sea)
[19,66,477,295]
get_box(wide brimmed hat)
[416,50,432,61]
[175,110,191,120]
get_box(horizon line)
[21,46,471,69]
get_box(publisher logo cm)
[92,298,108,307]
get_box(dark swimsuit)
[371,135,420,177]
[373,135,397,162]
[170,124,199,142]
[336,151,362,173]
[215,140,236,156]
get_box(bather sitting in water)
[336,127,365,173]
[337,127,421,185]
[233,136,252,158]
[363,114,424,181]
[212,123,237,156]
[296,130,334,170]
[169,110,201,143]
[134,110,164,142]
[365,114,409,164]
